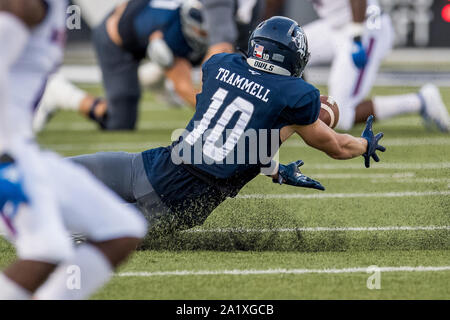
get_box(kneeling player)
[70,17,385,233]
[33,0,208,132]
[303,0,450,132]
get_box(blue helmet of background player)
[180,0,208,60]
[247,16,310,78]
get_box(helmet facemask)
[180,0,208,60]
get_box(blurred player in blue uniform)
[34,0,267,132]
[34,0,209,131]
[71,16,385,233]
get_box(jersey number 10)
[185,88,255,162]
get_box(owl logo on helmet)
[292,29,307,57]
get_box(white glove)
[147,38,174,69]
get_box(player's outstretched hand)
[0,155,28,210]
[273,160,325,191]
[361,115,386,168]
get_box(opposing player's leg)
[0,144,75,299]
[355,85,449,133]
[330,14,394,131]
[331,14,449,132]
[0,7,70,299]
[0,9,30,150]
[302,19,335,67]
[34,151,147,299]
[33,73,108,132]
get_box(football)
[319,95,340,129]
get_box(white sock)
[35,244,112,300]
[0,273,32,300]
[41,73,87,111]
[373,93,422,120]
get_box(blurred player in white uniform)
[0,0,147,299]
[303,0,450,132]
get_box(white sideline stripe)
[116,266,450,277]
[237,191,450,199]
[183,226,450,233]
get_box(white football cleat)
[33,96,58,133]
[419,84,450,132]
[33,73,87,132]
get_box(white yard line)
[289,173,449,184]
[371,178,450,184]
[42,134,450,149]
[237,191,450,199]
[44,119,426,131]
[45,121,188,131]
[283,137,450,148]
[313,172,416,179]
[2,225,447,239]
[43,142,165,151]
[183,226,450,233]
[116,266,450,277]
[308,162,450,170]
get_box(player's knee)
[104,95,140,130]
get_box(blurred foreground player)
[34,0,209,131]
[304,0,450,131]
[70,17,385,234]
[0,0,147,299]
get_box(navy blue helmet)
[247,16,310,78]
[181,0,208,60]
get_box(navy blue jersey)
[118,0,196,61]
[142,53,320,227]
[176,53,320,178]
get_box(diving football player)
[69,17,386,234]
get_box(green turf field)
[0,85,449,299]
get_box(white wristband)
[348,22,365,38]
